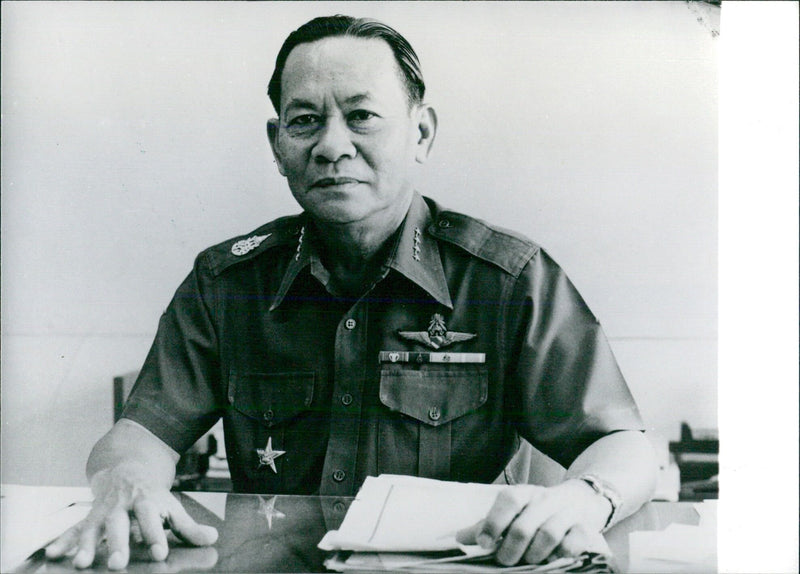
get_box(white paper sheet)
[319,474,506,552]
[0,485,93,572]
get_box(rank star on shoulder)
[256,437,285,473]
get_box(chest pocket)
[379,365,488,425]
[225,371,316,492]
[378,365,488,479]
[228,371,315,428]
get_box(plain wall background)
[1,1,717,486]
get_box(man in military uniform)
[46,15,657,570]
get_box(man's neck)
[311,195,413,297]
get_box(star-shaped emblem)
[257,495,286,529]
[256,437,285,473]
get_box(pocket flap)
[379,366,488,427]
[229,371,315,426]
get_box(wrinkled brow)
[284,93,375,114]
[343,93,373,105]
[284,98,318,114]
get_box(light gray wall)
[1,1,718,486]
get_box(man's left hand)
[455,480,611,566]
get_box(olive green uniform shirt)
[122,192,643,497]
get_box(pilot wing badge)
[398,313,476,350]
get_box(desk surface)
[2,485,706,573]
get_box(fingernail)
[108,551,125,570]
[477,533,494,549]
[150,543,167,561]
[73,549,91,568]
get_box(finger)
[523,513,573,565]
[479,488,541,549]
[455,520,484,545]
[166,546,219,571]
[130,518,144,545]
[495,501,553,566]
[161,499,219,547]
[73,521,101,569]
[45,524,82,559]
[104,508,131,570]
[554,524,591,558]
[133,496,170,561]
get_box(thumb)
[163,502,219,547]
[455,519,485,545]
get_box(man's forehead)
[280,36,406,109]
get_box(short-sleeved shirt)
[122,192,643,497]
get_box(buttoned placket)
[319,301,369,496]
[272,195,454,494]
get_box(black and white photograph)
[0,1,796,572]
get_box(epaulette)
[427,205,540,278]
[202,214,304,277]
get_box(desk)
[2,485,708,573]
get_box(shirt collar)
[386,192,453,309]
[269,218,316,311]
[270,192,453,311]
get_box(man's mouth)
[311,177,361,188]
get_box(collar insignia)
[397,313,476,350]
[295,226,305,261]
[232,233,271,256]
[256,436,285,473]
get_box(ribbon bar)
[379,351,486,364]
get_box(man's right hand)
[45,466,218,569]
[45,420,219,570]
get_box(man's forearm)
[86,418,180,490]
[564,430,658,527]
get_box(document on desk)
[0,485,93,573]
[319,474,504,552]
[318,475,617,573]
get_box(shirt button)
[332,470,346,482]
[428,406,441,421]
[438,219,452,229]
[263,409,274,422]
[333,501,347,513]
[345,318,357,330]
[341,393,354,406]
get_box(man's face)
[268,36,435,226]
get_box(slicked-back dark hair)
[267,15,425,114]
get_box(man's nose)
[312,117,356,164]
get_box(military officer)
[46,15,657,570]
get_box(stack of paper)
[318,475,617,573]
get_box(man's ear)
[414,105,438,164]
[267,119,286,176]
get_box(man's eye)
[348,110,377,123]
[287,115,320,128]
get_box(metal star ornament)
[256,437,285,473]
[257,496,286,529]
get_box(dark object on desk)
[113,371,232,492]
[669,422,718,501]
